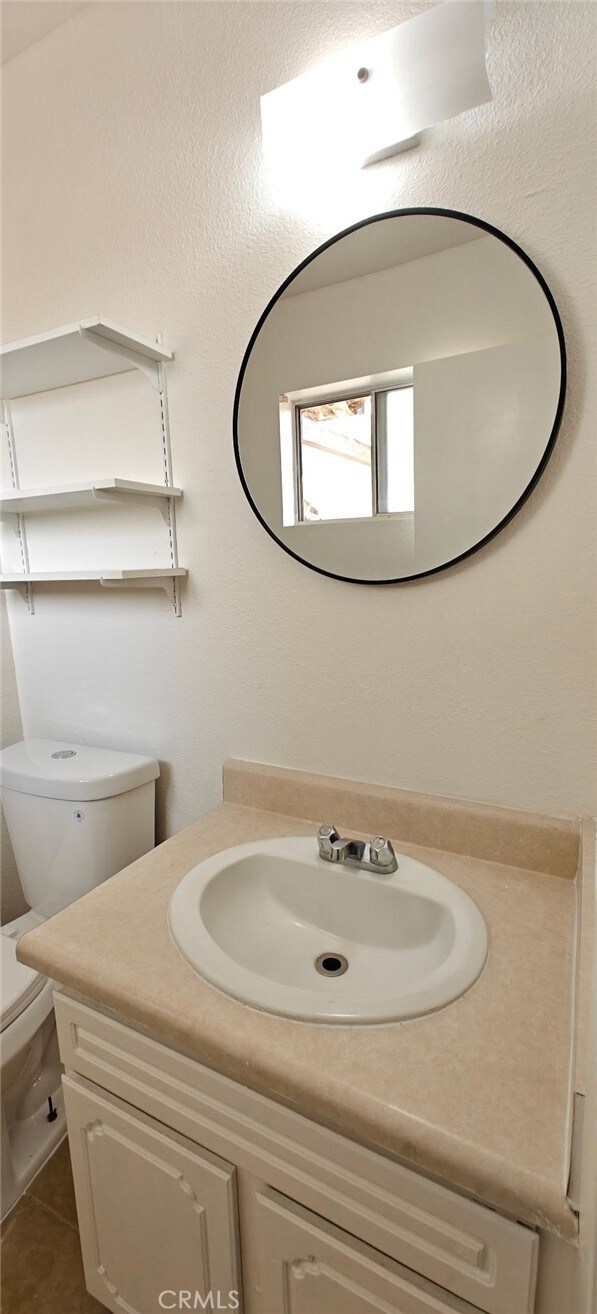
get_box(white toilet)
[0,737,159,1218]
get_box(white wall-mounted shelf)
[1,568,187,602]
[0,478,183,517]
[1,315,185,614]
[0,316,173,398]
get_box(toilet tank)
[0,739,159,918]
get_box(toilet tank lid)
[0,739,159,801]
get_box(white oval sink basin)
[168,837,488,1024]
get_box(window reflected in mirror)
[299,395,372,522]
[381,386,415,514]
[281,381,415,526]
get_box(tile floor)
[1,1139,104,1313]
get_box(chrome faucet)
[317,824,398,875]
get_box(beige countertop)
[18,763,582,1240]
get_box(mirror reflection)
[234,210,564,583]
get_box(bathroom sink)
[168,837,488,1024]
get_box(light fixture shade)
[261,1,492,178]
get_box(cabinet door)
[247,1185,478,1314]
[63,1076,241,1314]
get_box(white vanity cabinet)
[62,1077,241,1313]
[55,993,540,1314]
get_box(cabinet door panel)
[63,1075,241,1314]
[250,1185,480,1314]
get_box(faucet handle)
[369,836,398,873]
[317,823,340,859]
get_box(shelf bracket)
[91,488,171,525]
[99,576,176,599]
[2,512,22,535]
[78,327,162,391]
[3,578,34,608]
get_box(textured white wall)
[2,0,596,835]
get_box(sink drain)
[315,952,349,977]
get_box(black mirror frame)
[233,207,566,585]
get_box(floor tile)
[25,1137,79,1231]
[0,1195,104,1314]
[0,1206,20,1245]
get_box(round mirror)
[234,208,565,584]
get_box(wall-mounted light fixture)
[261,1,492,186]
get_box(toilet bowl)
[0,737,159,1219]
[1,911,64,1219]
